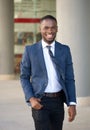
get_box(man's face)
[40,19,58,44]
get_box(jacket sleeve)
[65,46,76,104]
[20,46,34,104]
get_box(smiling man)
[20,15,77,130]
[40,16,57,44]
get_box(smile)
[46,34,54,38]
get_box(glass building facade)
[14,0,56,73]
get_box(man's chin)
[46,38,55,43]
[43,37,56,44]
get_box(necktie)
[47,46,58,68]
[47,46,54,61]
[47,45,59,75]
[47,46,65,81]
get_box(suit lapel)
[36,41,64,78]
[54,41,65,81]
[37,41,62,70]
[55,41,62,59]
[36,41,47,75]
[35,41,65,81]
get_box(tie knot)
[46,46,51,50]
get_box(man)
[20,15,77,130]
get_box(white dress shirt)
[42,39,76,105]
[42,39,62,93]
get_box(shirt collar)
[42,39,55,49]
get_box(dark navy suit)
[20,41,76,130]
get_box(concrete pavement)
[0,80,90,130]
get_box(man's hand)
[68,105,76,122]
[30,97,43,110]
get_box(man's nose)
[47,28,52,33]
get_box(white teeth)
[47,34,53,38]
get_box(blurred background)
[0,1,90,130]
[14,0,56,75]
[0,0,90,105]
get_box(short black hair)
[40,15,57,23]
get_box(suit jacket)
[20,40,76,106]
